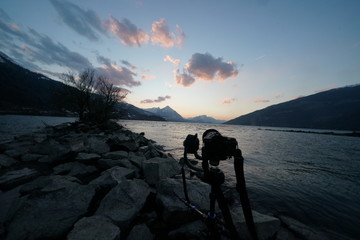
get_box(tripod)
[181,132,259,240]
[205,166,239,240]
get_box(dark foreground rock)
[0,120,334,240]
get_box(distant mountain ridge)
[225,85,360,131]
[143,106,185,122]
[187,115,225,124]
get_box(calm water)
[120,120,360,239]
[1,116,359,239]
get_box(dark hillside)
[225,85,360,131]
[0,53,66,114]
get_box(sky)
[1,0,360,120]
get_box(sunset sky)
[1,0,360,120]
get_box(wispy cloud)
[221,98,237,105]
[174,69,195,87]
[151,19,185,48]
[254,98,270,103]
[96,64,141,87]
[141,74,155,80]
[50,0,106,41]
[140,95,171,104]
[121,60,137,69]
[164,55,180,65]
[106,16,149,47]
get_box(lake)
[1,115,359,239]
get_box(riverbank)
[0,121,342,239]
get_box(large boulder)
[126,224,153,240]
[5,184,95,240]
[19,175,81,195]
[75,152,101,164]
[84,135,110,154]
[156,178,211,227]
[95,179,150,231]
[0,154,16,169]
[279,216,329,240]
[0,168,40,191]
[67,215,121,240]
[53,162,98,179]
[231,205,281,240]
[142,157,181,185]
[90,166,136,189]
[102,151,128,160]
[168,220,207,240]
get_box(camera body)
[202,129,237,162]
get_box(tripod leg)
[212,184,240,240]
[234,149,258,240]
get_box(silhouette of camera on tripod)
[181,129,258,240]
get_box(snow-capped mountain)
[143,106,185,122]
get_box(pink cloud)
[254,98,270,103]
[106,16,149,47]
[141,74,155,80]
[151,19,185,48]
[8,23,20,31]
[174,69,195,87]
[164,55,180,65]
[222,98,237,105]
[96,64,141,87]
[140,95,171,104]
[186,53,238,81]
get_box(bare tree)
[61,68,127,122]
[61,69,96,120]
[89,76,127,122]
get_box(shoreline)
[0,120,346,239]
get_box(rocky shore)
[0,121,331,240]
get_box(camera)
[202,129,238,162]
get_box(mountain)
[143,106,185,122]
[116,102,165,121]
[0,52,67,115]
[0,52,164,121]
[187,115,224,124]
[225,85,360,131]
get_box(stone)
[21,153,43,162]
[75,152,101,163]
[168,220,207,240]
[279,216,328,240]
[128,152,146,169]
[67,215,121,240]
[102,151,128,160]
[127,224,153,240]
[19,175,81,195]
[107,135,138,152]
[0,168,40,191]
[4,147,29,159]
[53,162,98,178]
[142,157,181,185]
[95,179,150,231]
[98,158,123,169]
[85,135,110,154]
[156,178,210,227]
[90,166,135,188]
[5,184,95,240]
[231,205,281,240]
[0,154,16,169]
